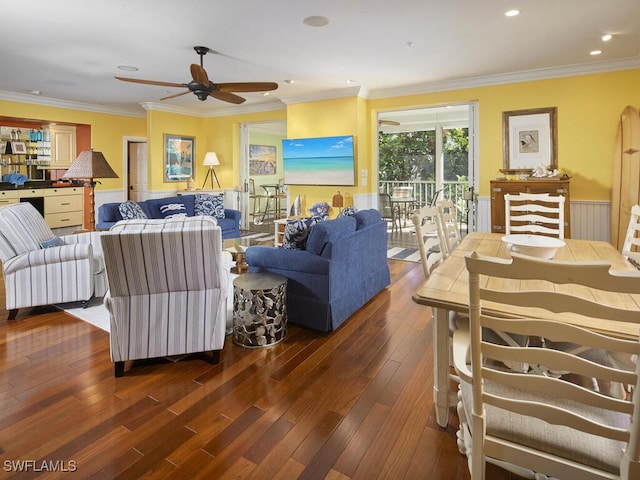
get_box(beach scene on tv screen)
[282,135,355,186]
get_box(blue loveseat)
[245,209,390,332]
[96,194,241,240]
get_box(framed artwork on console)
[502,107,557,174]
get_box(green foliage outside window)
[379,128,469,181]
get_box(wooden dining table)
[412,231,640,427]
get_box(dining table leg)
[433,306,453,427]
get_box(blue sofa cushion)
[306,216,356,256]
[158,200,188,219]
[355,209,382,229]
[119,201,148,220]
[194,192,225,219]
[283,215,326,250]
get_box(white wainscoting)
[474,197,611,242]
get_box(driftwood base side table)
[232,272,287,348]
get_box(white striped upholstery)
[100,217,230,366]
[0,203,105,313]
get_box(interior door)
[127,140,147,202]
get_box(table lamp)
[62,149,118,231]
[202,152,221,190]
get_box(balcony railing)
[378,180,469,209]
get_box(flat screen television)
[282,135,355,186]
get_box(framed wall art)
[249,144,277,175]
[502,107,557,174]
[164,134,195,182]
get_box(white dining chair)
[504,192,565,239]
[411,205,446,280]
[622,204,640,268]
[436,198,462,255]
[453,252,640,479]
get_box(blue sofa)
[245,209,390,332]
[96,194,241,240]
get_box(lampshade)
[62,149,119,180]
[203,152,220,166]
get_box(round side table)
[232,272,287,348]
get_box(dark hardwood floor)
[0,257,519,479]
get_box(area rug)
[387,247,420,262]
[59,297,110,332]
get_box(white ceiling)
[1,0,638,118]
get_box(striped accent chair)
[0,202,107,320]
[100,216,231,377]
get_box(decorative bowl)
[501,234,566,259]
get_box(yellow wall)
[204,110,287,190]
[2,67,639,204]
[286,96,369,209]
[370,68,640,200]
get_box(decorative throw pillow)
[159,201,187,219]
[40,236,64,249]
[309,202,330,217]
[283,215,326,250]
[194,193,225,219]
[119,201,148,220]
[338,206,358,218]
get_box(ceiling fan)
[115,46,278,104]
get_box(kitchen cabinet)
[490,178,570,238]
[49,125,77,168]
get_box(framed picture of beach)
[249,144,277,175]
[282,135,356,186]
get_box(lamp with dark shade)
[202,151,221,190]
[62,149,118,231]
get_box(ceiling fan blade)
[209,90,246,104]
[115,76,186,88]
[160,90,191,101]
[190,64,209,85]
[216,82,278,93]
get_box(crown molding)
[140,99,286,117]
[369,56,640,100]
[279,85,368,105]
[0,90,146,118]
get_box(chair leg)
[207,350,221,365]
[114,361,125,378]
[7,309,18,320]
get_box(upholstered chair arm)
[3,243,93,275]
[62,231,104,257]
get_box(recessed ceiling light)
[303,16,329,27]
[505,9,520,17]
[406,41,415,48]
[117,65,139,72]
[590,50,602,56]
[602,34,612,42]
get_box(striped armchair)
[0,202,107,320]
[100,216,231,377]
